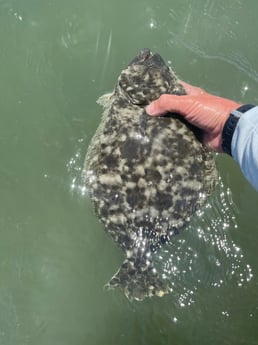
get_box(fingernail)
[146,103,155,115]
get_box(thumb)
[146,94,187,116]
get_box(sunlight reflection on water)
[67,140,253,310]
[155,178,253,308]
[66,137,88,196]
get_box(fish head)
[117,48,184,105]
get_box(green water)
[1,0,258,344]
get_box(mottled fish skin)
[83,48,217,301]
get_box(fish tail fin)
[105,254,170,301]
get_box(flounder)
[83,48,217,301]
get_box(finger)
[203,133,223,152]
[146,94,179,116]
[146,94,192,117]
[179,80,205,96]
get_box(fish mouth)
[129,48,167,67]
[139,48,152,61]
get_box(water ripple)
[169,32,258,82]
[155,178,252,307]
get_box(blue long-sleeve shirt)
[232,106,258,191]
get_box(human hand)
[146,81,241,152]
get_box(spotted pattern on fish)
[83,48,217,301]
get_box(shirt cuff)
[231,106,258,191]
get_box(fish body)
[83,49,217,300]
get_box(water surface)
[1,1,258,344]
